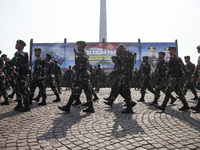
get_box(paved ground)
[0,88,200,150]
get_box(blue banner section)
[31,42,176,74]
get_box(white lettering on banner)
[93,51,107,55]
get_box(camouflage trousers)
[67,79,92,105]
[55,75,61,90]
[29,79,46,99]
[182,79,198,97]
[161,77,189,108]
[0,74,8,100]
[140,78,155,98]
[45,77,59,95]
[15,75,29,104]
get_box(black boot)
[72,99,82,106]
[19,103,31,112]
[8,92,15,99]
[150,97,158,106]
[38,96,46,106]
[14,100,23,110]
[104,97,111,101]
[33,94,41,102]
[82,102,89,106]
[58,88,62,94]
[93,95,99,102]
[53,94,61,102]
[137,97,144,102]
[58,100,73,113]
[155,96,169,112]
[178,98,189,111]
[121,101,136,114]
[1,98,9,105]
[104,99,113,107]
[169,95,177,104]
[191,93,198,100]
[83,102,95,113]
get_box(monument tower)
[99,0,107,42]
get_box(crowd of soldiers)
[0,39,200,113]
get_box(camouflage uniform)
[104,45,136,113]
[12,40,30,111]
[94,65,103,92]
[155,46,189,112]
[138,57,155,102]
[58,41,94,113]
[5,60,16,99]
[0,71,9,105]
[150,56,176,105]
[54,61,62,93]
[64,67,74,90]
[182,60,198,99]
[29,54,47,105]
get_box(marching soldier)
[155,46,189,112]
[94,64,103,92]
[11,40,30,111]
[190,45,200,112]
[29,48,47,105]
[104,44,136,113]
[138,56,155,102]
[149,51,176,105]
[58,41,94,113]
[182,56,198,100]
[64,66,74,90]
[54,60,62,94]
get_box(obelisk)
[99,0,107,42]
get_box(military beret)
[143,56,149,59]
[97,64,101,66]
[34,48,42,52]
[197,45,200,49]
[0,50,2,54]
[158,51,166,56]
[69,65,71,67]
[168,46,177,51]
[16,40,26,46]
[184,56,190,59]
[1,54,7,58]
[54,60,58,63]
[117,44,125,49]
[76,41,87,46]
[148,46,156,52]
[46,53,52,59]
[111,56,118,59]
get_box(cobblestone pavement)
[0,88,200,150]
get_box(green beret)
[34,48,42,52]
[111,56,118,59]
[168,46,177,51]
[16,40,26,46]
[46,53,52,59]
[184,56,190,59]
[148,46,156,52]
[0,50,2,54]
[117,44,124,49]
[143,56,149,59]
[197,45,200,50]
[97,64,101,66]
[69,65,71,67]
[54,60,58,63]
[76,41,87,46]
[158,51,166,56]
[1,54,7,58]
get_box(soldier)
[149,51,176,105]
[64,66,74,90]
[190,45,200,112]
[164,47,170,63]
[54,60,62,94]
[104,44,136,113]
[11,40,30,112]
[155,46,190,112]
[58,41,94,113]
[148,46,159,72]
[104,56,120,101]
[0,51,9,105]
[29,48,47,105]
[94,64,103,92]
[133,67,140,90]
[137,56,155,102]
[182,56,198,100]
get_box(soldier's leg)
[58,82,82,113]
[150,85,161,105]
[29,81,37,104]
[191,97,200,112]
[190,82,198,100]
[48,79,61,102]
[0,89,9,105]
[38,81,47,105]
[138,80,148,102]
[82,80,94,113]
[174,85,189,111]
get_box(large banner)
[31,41,177,74]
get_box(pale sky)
[0,0,200,64]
